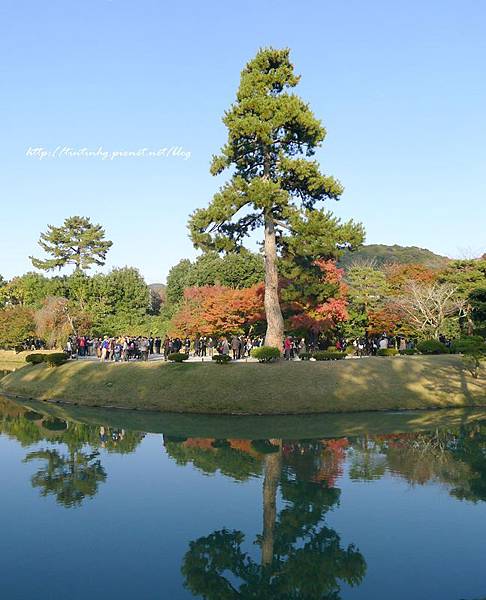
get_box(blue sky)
[1,0,485,283]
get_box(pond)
[1,396,486,599]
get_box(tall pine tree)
[189,48,363,348]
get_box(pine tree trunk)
[264,214,284,350]
[261,441,282,567]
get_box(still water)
[1,396,486,600]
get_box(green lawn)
[1,354,485,415]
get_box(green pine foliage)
[30,216,113,272]
[188,47,364,346]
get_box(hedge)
[377,348,399,357]
[25,354,46,365]
[212,354,232,364]
[313,351,346,361]
[168,353,189,363]
[44,353,69,367]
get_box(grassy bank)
[1,355,485,415]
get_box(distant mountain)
[149,283,166,303]
[338,244,450,270]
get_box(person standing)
[140,337,150,361]
[284,336,292,360]
[114,340,122,362]
[221,337,230,356]
[163,336,170,361]
[122,337,129,361]
[231,335,240,360]
[100,336,110,362]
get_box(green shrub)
[298,352,313,361]
[417,340,449,355]
[399,348,418,356]
[25,353,46,365]
[377,348,399,357]
[212,354,232,364]
[313,351,346,361]
[251,346,281,363]
[451,336,486,355]
[44,352,69,367]
[344,346,356,355]
[168,352,189,363]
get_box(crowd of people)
[333,335,416,357]
[67,335,157,362]
[65,334,269,362]
[63,332,421,363]
[19,337,46,352]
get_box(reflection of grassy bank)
[1,354,485,416]
[7,395,486,442]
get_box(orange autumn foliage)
[384,263,437,294]
[170,284,265,337]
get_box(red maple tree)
[286,260,349,334]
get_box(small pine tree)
[30,216,112,272]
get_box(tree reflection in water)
[163,422,486,598]
[173,438,366,599]
[23,448,106,508]
[0,397,144,508]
